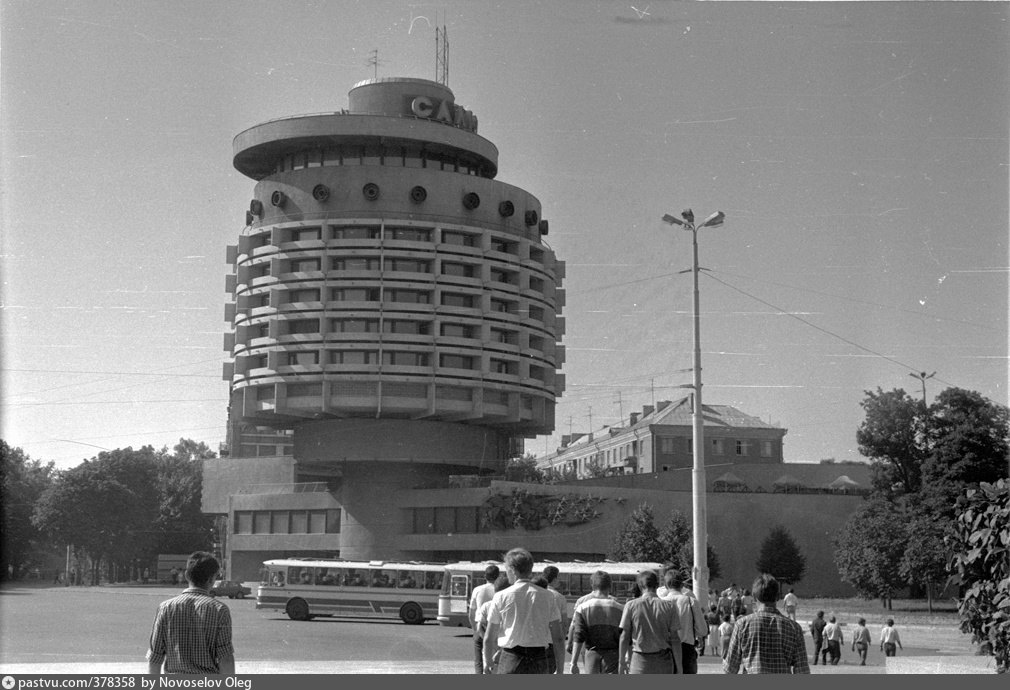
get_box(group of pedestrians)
[470,547,815,674]
[809,610,903,666]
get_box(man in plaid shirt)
[723,574,810,674]
[146,551,235,674]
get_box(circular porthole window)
[312,184,330,202]
[363,183,380,201]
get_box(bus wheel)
[399,602,425,625]
[286,598,310,621]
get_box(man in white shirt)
[483,548,565,674]
[469,564,501,674]
[879,618,903,657]
[661,568,707,673]
[783,588,799,621]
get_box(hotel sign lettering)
[410,96,478,133]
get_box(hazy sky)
[2,1,1007,470]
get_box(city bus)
[257,558,446,624]
[437,560,666,627]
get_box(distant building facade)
[537,397,787,478]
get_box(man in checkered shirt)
[723,574,810,674]
[146,551,236,674]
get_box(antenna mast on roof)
[435,13,449,86]
[367,48,383,80]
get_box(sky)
[2,0,1007,471]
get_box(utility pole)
[662,208,726,611]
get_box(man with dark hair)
[618,570,681,674]
[723,573,809,674]
[570,570,624,674]
[809,610,828,665]
[469,564,501,674]
[483,548,565,674]
[661,568,707,674]
[146,551,235,674]
[541,565,568,674]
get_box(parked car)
[210,580,251,599]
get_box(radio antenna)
[367,48,383,80]
[435,14,449,86]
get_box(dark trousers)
[884,642,897,657]
[547,643,556,674]
[680,642,698,674]
[826,640,841,665]
[584,648,619,674]
[629,649,674,674]
[473,632,484,673]
[812,638,824,664]
[497,646,550,674]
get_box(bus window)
[298,569,313,585]
[287,567,300,584]
[271,571,286,587]
[345,569,366,587]
[397,571,418,589]
[612,576,635,600]
[450,574,468,597]
[424,571,444,590]
[317,568,338,586]
[371,570,393,588]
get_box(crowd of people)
[142,548,906,675]
[469,547,907,674]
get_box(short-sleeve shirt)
[619,594,679,653]
[487,579,561,649]
[880,626,901,645]
[723,605,810,674]
[572,595,624,651]
[470,581,496,615]
[146,588,233,674]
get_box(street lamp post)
[909,371,935,409]
[662,208,725,611]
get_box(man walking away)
[618,570,681,674]
[783,588,799,621]
[809,610,827,665]
[469,564,500,674]
[718,615,734,659]
[823,615,844,665]
[880,618,903,657]
[474,574,511,673]
[723,573,809,674]
[852,617,871,665]
[483,548,564,674]
[661,569,707,674]
[542,565,569,674]
[569,570,624,674]
[146,551,235,674]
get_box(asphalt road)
[0,583,967,674]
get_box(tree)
[503,454,546,483]
[1,441,56,578]
[920,388,1010,518]
[856,388,924,495]
[899,509,953,613]
[756,524,806,585]
[608,503,664,562]
[948,479,1009,673]
[33,447,161,584]
[151,443,216,555]
[833,498,907,607]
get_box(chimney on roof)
[630,412,640,425]
[642,405,654,417]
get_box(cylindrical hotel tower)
[223,77,565,559]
